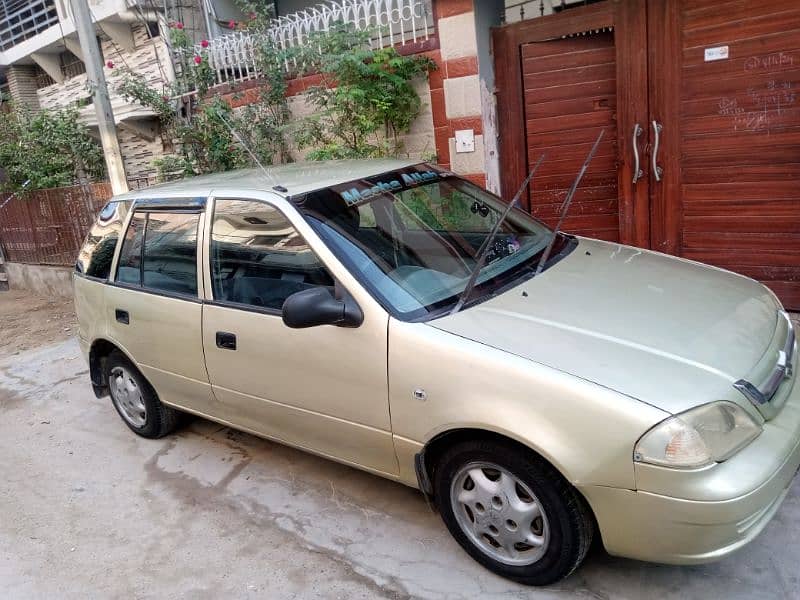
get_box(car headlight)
[634,401,762,468]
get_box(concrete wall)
[5,263,73,299]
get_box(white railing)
[177,0,434,89]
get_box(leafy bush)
[0,103,105,191]
[293,24,435,160]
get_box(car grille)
[734,310,796,419]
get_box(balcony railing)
[176,0,434,89]
[0,0,59,52]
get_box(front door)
[494,0,800,309]
[200,197,398,476]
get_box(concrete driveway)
[1,338,798,599]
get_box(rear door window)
[142,213,199,296]
[76,201,129,279]
[115,210,200,297]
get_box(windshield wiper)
[449,153,546,316]
[534,129,605,275]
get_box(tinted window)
[115,211,199,297]
[211,199,334,311]
[115,212,145,285]
[76,201,129,279]
[142,213,199,296]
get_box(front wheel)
[434,439,594,586]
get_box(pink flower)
[175,22,184,30]
[193,55,203,65]
[106,60,114,69]
[201,39,209,48]
[228,20,236,28]
[249,12,257,20]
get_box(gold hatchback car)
[74,160,800,585]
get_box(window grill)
[0,0,59,52]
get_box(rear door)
[106,199,215,415]
[200,196,397,476]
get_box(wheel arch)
[415,427,595,521]
[88,337,137,398]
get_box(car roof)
[113,158,422,202]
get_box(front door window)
[210,199,334,311]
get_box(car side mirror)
[282,287,363,329]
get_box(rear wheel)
[105,351,180,439]
[434,439,593,586]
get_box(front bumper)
[580,373,800,565]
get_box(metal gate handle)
[651,120,663,182]
[632,123,643,184]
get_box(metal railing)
[0,0,59,51]
[176,0,434,88]
[0,183,113,266]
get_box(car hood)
[430,238,781,415]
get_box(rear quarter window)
[76,201,129,279]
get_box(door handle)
[115,309,129,325]
[215,331,237,350]
[651,120,663,182]
[631,123,643,183]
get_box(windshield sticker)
[341,170,441,205]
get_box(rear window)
[75,201,129,279]
[115,211,200,297]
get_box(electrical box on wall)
[454,129,475,153]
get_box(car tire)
[105,350,180,439]
[433,439,594,586]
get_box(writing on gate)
[340,170,440,205]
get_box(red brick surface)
[437,0,474,19]
[461,173,487,188]
[448,116,483,136]
[434,125,451,164]
[444,56,478,78]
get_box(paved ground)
[0,305,799,598]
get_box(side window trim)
[109,204,136,284]
[110,198,207,301]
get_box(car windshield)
[295,165,563,320]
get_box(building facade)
[1,0,798,308]
[0,0,175,186]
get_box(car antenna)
[449,153,547,316]
[215,110,276,185]
[534,128,605,276]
